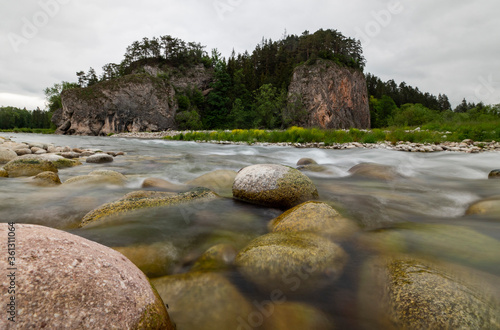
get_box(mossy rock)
[348,163,402,180]
[4,158,58,177]
[52,157,82,169]
[358,223,500,274]
[358,257,500,329]
[32,171,62,187]
[466,196,500,217]
[62,170,128,186]
[233,164,319,209]
[142,177,188,192]
[0,168,7,178]
[269,201,358,241]
[190,243,237,272]
[264,302,334,330]
[151,272,253,330]
[186,169,237,197]
[80,187,219,227]
[235,232,348,295]
[113,242,179,278]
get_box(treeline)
[0,106,53,130]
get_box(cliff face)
[288,59,370,129]
[53,64,213,136]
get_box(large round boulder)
[0,147,18,164]
[232,164,319,209]
[0,224,174,329]
[63,169,128,187]
[86,153,114,164]
[3,158,58,177]
[358,257,500,329]
[269,201,358,241]
[235,232,348,295]
[151,272,253,330]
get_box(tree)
[253,84,286,128]
[370,95,398,128]
[44,82,79,112]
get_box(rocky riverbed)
[1,133,499,329]
[112,131,500,153]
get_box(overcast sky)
[1,0,499,110]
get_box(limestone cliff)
[53,64,213,136]
[287,59,370,129]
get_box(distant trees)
[0,106,52,130]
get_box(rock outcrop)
[53,63,213,135]
[287,59,370,129]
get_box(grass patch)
[0,128,56,134]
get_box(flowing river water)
[1,133,500,329]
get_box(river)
[2,133,499,329]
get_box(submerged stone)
[151,272,253,330]
[32,171,62,187]
[296,158,318,166]
[186,169,237,197]
[233,164,319,209]
[466,196,500,216]
[86,153,114,163]
[488,169,500,179]
[348,163,402,181]
[190,243,237,272]
[80,187,219,227]
[0,147,18,164]
[62,170,128,186]
[142,177,188,192]
[264,302,334,330]
[235,232,348,295]
[0,224,174,329]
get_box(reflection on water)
[2,133,500,329]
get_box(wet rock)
[233,164,319,209]
[31,147,47,154]
[3,158,58,177]
[0,168,7,177]
[17,154,81,169]
[142,177,188,192]
[80,187,219,227]
[32,171,62,187]
[297,164,329,173]
[14,148,32,156]
[61,151,81,159]
[296,158,318,166]
[62,170,128,187]
[113,242,179,278]
[0,147,18,164]
[348,163,402,181]
[235,232,348,295]
[488,169,500,179]
[0,224,174,329]
[269,201,358,241]
[151,272,253,330]
[358,257,500,329]
[187,169,237,197]
[466,196,500,216]
[264,302,334,330]
[190,243,237,272]
[86,153,114,163]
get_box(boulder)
[151,272,253,330]
[0,168,7,177]
[187,169,237,197]
[3,158,58,177]
[14,148,32,156]
[233,164,319,209]
[63,170,127,187]
[80,188,219,227]
[466,196,500,217]
[32,171,62,187]
[348,163,402,181]
[61,151,81,159]
[358,257,500,329]
[142,177,188,192]
[296,158,318,166]
[269,201,358,241]
[235,232,348,295]
[0,147,18,164]
[86,153,114,163]
[113,242,179,278]
[488,169,500,179]
[17,154,81,169]
[0,224,174,329]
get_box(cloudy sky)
[1,0,499,110]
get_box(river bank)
[112,130,500,153]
